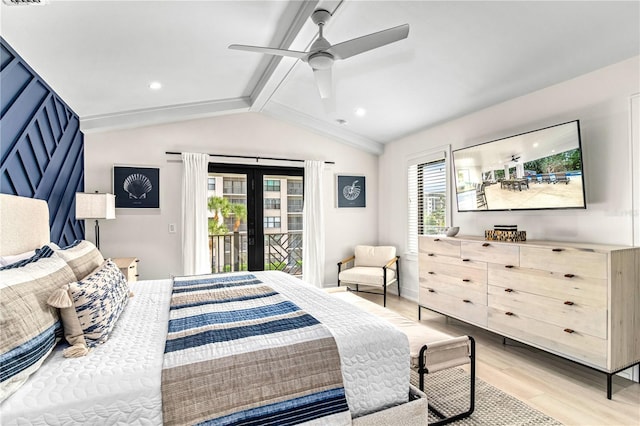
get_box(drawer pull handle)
[505,265,514,269]
[427,288,435,293]
[428,271,435,275]
[135,274,140,277]
[462,258,470,262]
[505,312,514,316]
[564,273,575,278]
[564,328,575,334]
[504,288,514,292]
[428,253,435,257]
[462,299,471,303]
[135,259,140,262]
[552,248,564,252]
[434,238,441,242]
[564,301,574,306]
[462,279,471,282]
[129,265,135,269]
[482,243,490,247]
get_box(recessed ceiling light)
[355,107,366,117]
[149,81,162,90]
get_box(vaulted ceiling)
[2,1,638,154]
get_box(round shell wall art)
[337,175,366,208]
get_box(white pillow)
[0,250,36,267]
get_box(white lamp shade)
[75,193,116,220]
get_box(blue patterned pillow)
[47,259,131,357]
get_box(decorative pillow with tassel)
[48,259,133,358]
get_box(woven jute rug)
[411,369,563,425]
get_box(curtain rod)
[165,151,334,165]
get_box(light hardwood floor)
[353,292,640,426]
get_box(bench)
[329,288,475,425]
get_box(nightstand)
[112,257,139,282]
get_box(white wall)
[84,112,378,283]
[379,56,640,301]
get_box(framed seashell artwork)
[336,174,366,208]
[113,165,160,208]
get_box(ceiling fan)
[229,8,410,99]
[510,154,521,162]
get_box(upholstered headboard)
[0,194,50,256]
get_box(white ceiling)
[2,1,638,154]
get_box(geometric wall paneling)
[0,37,84,246]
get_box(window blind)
[407,155,447,253]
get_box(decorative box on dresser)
[112,257,139,282]
[418,235,639,399]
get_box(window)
[264,216,281,228]
[287,180,303,195]
[223,178,246,195]
[208,178,216,191]
[264,198,281,210]
[264,179,280,192]
[288,198,303,213]
[288,215,303,230]
[408,149,450,253]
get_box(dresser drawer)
[461,241,519,265]
[420,253,487,284]
[419,286,487,327]
[488,285,607,338]
[488,307,607,368]
[487,263,607,308]
[520,246,607,279]
[419,236,461,257]
[421,278,487,305]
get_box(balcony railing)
[209,231,303,276]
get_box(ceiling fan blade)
[327,24,410,60]
[228,44,307,60]
[313,67,333,99]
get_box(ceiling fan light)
[308,52,333,70]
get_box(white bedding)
[0,271,409,425]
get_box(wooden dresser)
[418,235,639,398]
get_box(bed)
[0,194,427,425]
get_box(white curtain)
[302,160,325,287]
[181,152,211,276]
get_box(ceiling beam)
[249,0,319,112]
[80,97,250,133]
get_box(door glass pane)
[207,172,248,273]
[264,174,303,276]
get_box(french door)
[207,163,304,274]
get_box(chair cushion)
[354,245,396,267]
[339,266,396,287]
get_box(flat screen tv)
[452,120,586,212]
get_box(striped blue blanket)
[161,273,351,425]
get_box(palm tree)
[229,202,247,232]
[208,196,231,235]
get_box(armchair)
[337,245,400,307]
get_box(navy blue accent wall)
[0,37,85,246]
